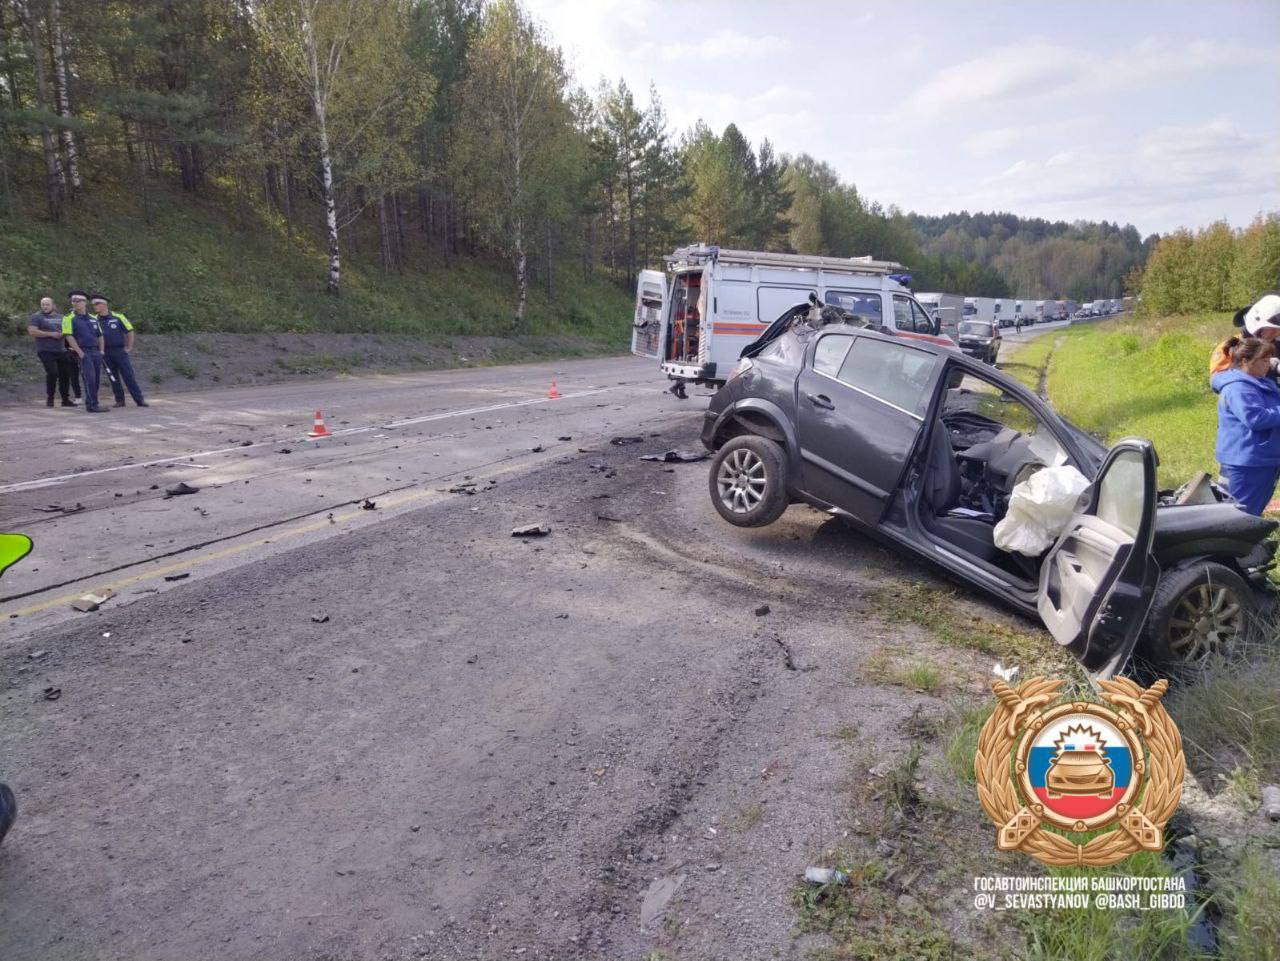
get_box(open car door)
[1036,439,1160,677]
[631,269,666,360]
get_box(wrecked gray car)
[699,303,1278,675]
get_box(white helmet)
[1242,292,1280,334]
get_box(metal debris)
[755,604,771,617]
[610,435,644,446]
[311,614,330,624]
[640,449,710,463]
[361,499,377,510]
[512,523,550,537]
[163,482,200,498]
[163,573,191,582]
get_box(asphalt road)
[0,353,1028,960]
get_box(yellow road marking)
[5,488,443,618]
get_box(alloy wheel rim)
[1166,582,1245,661]
[716,448,767,513]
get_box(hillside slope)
[1004,312,1233,485]
[1,184,633,400]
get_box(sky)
[523,0,1280,236]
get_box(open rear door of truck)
[631,269,666,360]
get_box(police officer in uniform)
[93,294,149,408]
[27,295,78,406]
[62,290,109,413]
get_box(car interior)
[917,367,1071,582]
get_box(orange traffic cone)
[547,379,562,400]
[307,410,333,438]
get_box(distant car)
[956,319,1001,364]
[700,309,1279,674]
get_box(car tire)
[709,435,788,528]
[1139,561,1253,667]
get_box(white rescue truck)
[632,245,955,395]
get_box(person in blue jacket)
[61,290,109,413]
[1211,336,1280,515]
[93,294,149,407]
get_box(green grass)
[0,180,632,345]
[1219,846,1280,961]
[1016,852,1208,961]
[1168,641,1280,790]
[872,581,1081,677]
[1003,313,1234,485]
[944,701,994,784]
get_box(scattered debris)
[27,650,47,660]
[993,662,1020,684]
[596,514,622,523]
[529,445,545,453]
[311,614,330,624]
[239,440,252,447]
[410,824,421,833]
[163,482,200,498]
[772,634,798,671]
[278,447,293,454]
[465,654,478,665]
[557,435,572,441]
[512,523,550,537]
[42,686,62,702]
[755,604,771,617]
[71,588,116,612]
[640,873,686,930]
[361,499,377,511]
[610,435,644,446]
[640,449,710,463]
[804,867,848,886]
[1262,784,1280,823]
[149,484,160,490]
[327,513,335,524]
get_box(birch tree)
[259,0,426,294]
[48,0,79,192]
[452,0,573,325]
[11,0,63,220]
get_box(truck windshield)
[958,322,993,338]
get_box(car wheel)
[709,435,788,527]
[1139,561,1253,666]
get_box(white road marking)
[0,386,614,495]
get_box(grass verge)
[1001,313,1234,485]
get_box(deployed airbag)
[993,465,1091,557]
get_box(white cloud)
[905,37,1278,119]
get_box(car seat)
[922,418,1000,562]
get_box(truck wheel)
[709,435,788,528]
[1139,561,1253,666]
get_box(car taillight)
[727,358,754,383]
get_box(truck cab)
[631,245,954,393]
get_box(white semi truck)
[916,292,964,340]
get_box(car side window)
[892,295,914,332]
[813,334,853,376]
[823,290,882,324]
[835,338,936,416]
[942,370,1067,466]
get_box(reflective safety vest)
[61,312,103,351]
[101,312,134,350]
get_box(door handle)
[805,392,834,410]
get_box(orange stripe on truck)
[711,323,768,334]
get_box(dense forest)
[0,0,1159,328]
[1136,215,1280,315]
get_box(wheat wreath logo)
[975,677,1185,868]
